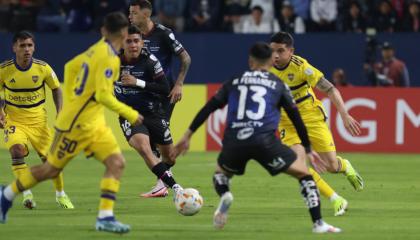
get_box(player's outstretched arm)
[174,96,224,157]
[316,77,361,136]
[170,50,191,104]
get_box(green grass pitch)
[0,150,419,240]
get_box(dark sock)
[213,173,230,197]
[151,162,176,188]
[299,175,322,223]
[164,162,174,169]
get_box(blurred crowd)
[0,0,419,34]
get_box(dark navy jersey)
[142,22,184,87]
[213,70,296,142]
[115,48,166,116]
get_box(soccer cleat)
[213,192,233,229]
[312,220,342,233]
[344,160,364,192]
[56,195,75,209]
[0,185,13,223]
[95,216,131,234]
[140,186,169,198]
[141,179,169,198]
[333,196,348,216]
[22,193,36,210]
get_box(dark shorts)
[217,135,297,176]
[119,116,173,145]
[162,97,175,122]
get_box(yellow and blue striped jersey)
[0,58,60,124]
[270,55,326,125]
[55,38,138,132]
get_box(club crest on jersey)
[287,73,294,81]
[105,69,113,78]
[32,76,39,83]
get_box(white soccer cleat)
[141,179,168,198]
[312,220,342,233]
[213,192,233,229]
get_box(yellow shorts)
[279,120,336,153]
[48,124,121,169]
[4,121,52,157]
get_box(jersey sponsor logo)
[114,85,122,94]
[267,157,286,170]
[237,127,254,140]
[32,75,39,83]
[105,69,113,78]
[304,67,314,76]
[8,93,41,102]
[9,78,15,83]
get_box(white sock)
[172,184,183,193]
[329,192,339,202]
[22,190,32,196]
[98,210,114,219]
[4,185,17,201]
[56,190,66,197]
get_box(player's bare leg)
[95,154,130,234]
[318,151,364,191]
[129,134,181,198]
[212,165,234,229]
[1,161,62,223]
[9,144,36,209]
[285,152,341,233]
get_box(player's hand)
[132,114,144,126]
[169,83,182,104]
[0,111,5,129]
[174,130,192,156]
[307,150,327,173]
[341,113,361,136]
[120,74,137,87]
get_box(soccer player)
[0,12,143,234]
[115,25,183,196]
[129,0,191,197]
[175,42,341,233]
[0,31,74,210]
[269,32,364,215]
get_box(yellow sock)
[12,163,29,178]
[309,167,335,199]
[99,178,120,212]
[11,167,38,193]
[336,156,347,173]
[52,172,64,192]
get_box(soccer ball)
[174,188,203,216]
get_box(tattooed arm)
[316,77,361,136]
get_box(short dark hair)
[13,31,35,44]
[249,42,272,61]
[129,0,152,10]
[252,5,264,13]
[103,12,129,34]
[128,25,142,35]
[270,32,294,48]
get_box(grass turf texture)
[0,150,419,239]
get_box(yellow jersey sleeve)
[94,57,138,124]
[44,63,60,89]
[301,60,324,88]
